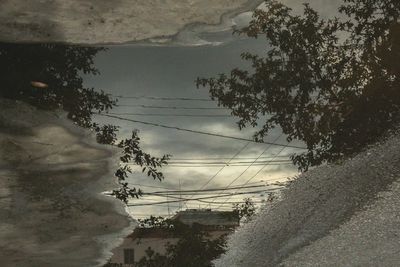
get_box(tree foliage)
[0,43,169,202]
[135,200,256,267]
[135,222,227,267]
[232,197,256,223]
[197,0,400,170]
[137,215,175,229]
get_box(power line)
[193,199,266,205]
[242,146,291,188]
[145,184,279,195]
[215,138,291,209]
[185,142,250,198]
[145,188,283,196]
[138,195,267,205]
[167,160,292,164]
[209,134,283,206]
[116,104,226,110]
[112,95,214,101]
[145,191,264,196]
[125,162,291,167]
[128,189,271,206]
[108,112,231,118]
[123,162,293,168]
[131,177,287,193]
[160,163,292,168]
[129,190,270,206]
[125,160,292,167]
[128,203,182,207]
[128,183,175,190]
[127,180,267,191]
[169,155,293,160]
[97,113,306,149]
[144,191,266,200]
[190,142,250,192]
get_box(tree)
[232,198,256,223]
[0,43,112,126]
[197,0,400,170]
[136,201,257,267]
[163,225,227,267]
[135,247,169,267]
[0,43,169,202]
[135,223,227,267]
[135,216,228,267]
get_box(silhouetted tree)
[137,215,175,228]
[135,222,227,267]
[0,43,169,202]
[197,0,400,170]
[163,225,227,267]
[135,247,169,267]
[0,43,111,126]
[135,201,257,267]
[232,198,256,223]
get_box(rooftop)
[128,209,239,239]
[172,209,239,227]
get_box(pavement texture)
[214,128,400,267]
[0,98,134,267]
[0,0,263,44]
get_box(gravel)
[214,129,400,267]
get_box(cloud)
[87,23,309,217]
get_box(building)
[106,209,239,266]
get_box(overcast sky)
[83,0,341,218]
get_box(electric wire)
[162,163,292,167]
[169,155,293,160]
[207,134,283,206]
[127,180,266,191]
[167,160,292,164]
[116,104,226,110]
[144,188,282,197]
[97,113,306,149]
[112,95,214,101]
[127,189,271,206]
[215,140,292,209]
[108,112,231,118]
[147,184,281,195]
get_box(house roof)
[172,209,239,227]
[128,209,239,239]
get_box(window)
[124,248,134,264]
